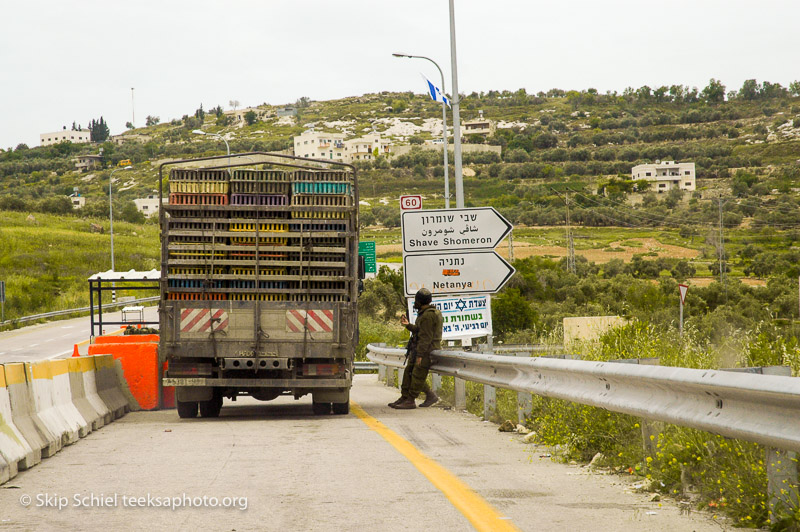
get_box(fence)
[0,297,159,328]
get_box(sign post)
[678,283,688,337]
[358,241,377,274]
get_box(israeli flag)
[421,74,450,107]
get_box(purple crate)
[231,194,288,206]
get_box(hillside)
[2,79,800,323]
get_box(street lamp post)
[192,129,230,155]
[109,165,132,304]
[392,53,451,209]
[193,129,231,171]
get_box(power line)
[569,189,800,230]
[570,190,715,227]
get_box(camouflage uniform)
[400,304,443,399]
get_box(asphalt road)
[0,375,725,532]
[0,307,159,363]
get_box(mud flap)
[176,387,213,402]
[312,389,349,403]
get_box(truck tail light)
[168,361,212,376]
[303,364,341,376]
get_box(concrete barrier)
[26,361,77,446]
[89,335,165,410]
[67,359,104,432]
[50,360,91,439]
[4,363,58,459]
[0,453,9,485]
[73,358,110,428]
[114,362,141,412]
[92,355,128,419]
[0,365,36,481]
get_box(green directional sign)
[358,241,377,274]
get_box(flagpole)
[392,53,450,209]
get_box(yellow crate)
[230,222,288,233]
[230,267,286,277]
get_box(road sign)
[401,207,512,253]
[400,195,422,211]
[0,280,4,303]
[678,283,688,337]
[403,251,515,296]
[407,294,492,340]
[358,241,377,274]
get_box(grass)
[425,321,800,527]
[0,210,159,321]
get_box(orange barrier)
[88,335,170,410]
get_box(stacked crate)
[227,169,289,300]
[166,169,229,300]
[164,166,354,303]
[287,170,352,302]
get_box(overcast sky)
[2,0,798,149]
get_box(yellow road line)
[350,402,519,532]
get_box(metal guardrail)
[367,343,800,453]
[488,344,564,354]
[0,296,159,327]
[354,361,378,371]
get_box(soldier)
[389,288,443,410]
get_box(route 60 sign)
[400,195,422,211]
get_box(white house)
[224,106,270,123]
[69,196,86,209]
[74,154,103,172]
[40,129,91,147]
[462,111,495,137]
[631,160,696,192]
[134,194,162,217]
[293,131,391,163]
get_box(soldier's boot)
[420,390,439,408]
[388,396,405,408]
[393,397,417,410]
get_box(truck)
[159,153,362,418]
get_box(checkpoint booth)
[86,269,172,410]
[87,269,160,338]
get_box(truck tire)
[332,402,349,415]
[177,400,198,419]
[199,392,223,418]
[312,402,331,415]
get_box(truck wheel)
[199,393,222,418]
[332,402,350,415]
[312,402,331,415]
[177,400,198,419]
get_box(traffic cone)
[72,344,80,357]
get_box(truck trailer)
[159,153,362,418]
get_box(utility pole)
[718,197,727,287]
[131,87,136,128]
[565,192,576,274]
[448,0,464,208]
